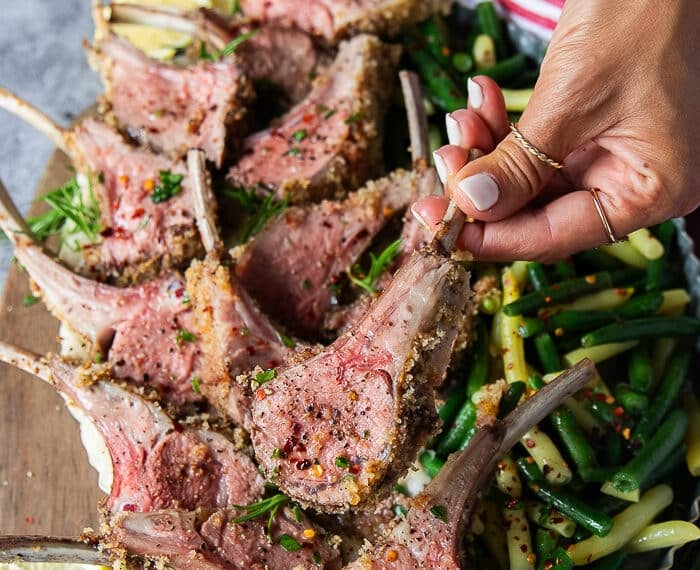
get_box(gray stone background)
[0,1,101,287]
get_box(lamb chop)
[90,4,254,167]
[105,504,342,569]
[226,34,400,203]
[104,2,325,103]
[0,341,264,514]
[347,359,596,569]
[239,0,450,43]
[0,88,202,284]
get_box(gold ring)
[509,123,564,170]
[589,188,619,244]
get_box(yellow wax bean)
[481,500,509,570]
[600,241,648,269]
[564,341,638,367]
[502,89,533,113]
[526,500,576,538]
[522,426,572,485]
[657,289,691,315]
[567,485,673,565]
[625,521,700,553]
[501,267,528,384]
[684,390,700,476]
[628,228,664,260]
[495,454,522,498]
[473,34,497,69]
[566,287,634,312]
[503,503,535,570]
[600,480,639,503]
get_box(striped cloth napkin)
[457,0,564,40]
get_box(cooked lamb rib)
[226,34,400,203]
[105,3,324,103]
[0,88,203,284]
[231,168,416,337]
[348,359,597,569]
[250,245,472,511]
[239,0,450,42]
[0,174,206,407]
[106,505,341,569]
[90,7,253,167]
[0,341,264,513]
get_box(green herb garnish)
[291,504,303,523]
[430,504,447,522]
[278,534,302,552]
[199,42,215,61]
[291,129,308,142]
[151,170,183,204]
[312,552,323,566]
[345,112,361,124]
[22,295,39,307]
[255,369,276,384]
[279,333,296,348]
[191,376,201,393]
[393,504,408,518]
[182,291,191,305]
[271,447,283,459]
[335,456,350,469]
[224,184,288,243]
[348,238,402,296]
[176,329,197,344]
[284,147,301,157]
[221,29,259,56]
[94,352,103,364]
[233,493,289,540]
[24,175,101,246]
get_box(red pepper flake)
[303,113,315,123]
[544,296,552,303]
[612,406,625,417]
[585,274,597,284]
[255,388,267,401]
[25,516,34,524]
[554,327,565,337]
[386,550,398,562]
[525,438,536,448]
[118,174,130,186]
[349,464,361,475]
[123,504,137,512]
[497,461,506,471]
[622,427,631,440]
[520,544,528,553]
[605,395,616,405]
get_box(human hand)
[412,0,700,262]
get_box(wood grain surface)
[0,147,698,540]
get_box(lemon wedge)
[110,22,192,60]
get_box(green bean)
[458,425,479,451]
[526,261,549,291]
[603,431,624,466]
[418,16,451,67]
[652,219,676,250]
[628,341,654,392]
[614,289,663,318]
[535,528,558,568]
[435,400,477,456]
[499,381,526,418]
[451,51,473,73]
[503,270,639,316]
[580,465,617,484]
[587,551,627,570]
[534,333,562,374]
[646,443,685,486]
[404,36,463,112]
[528,372,545,391]
[476,1,510,58]
[517,317,546,338]
[614,384,648,416]
[549,407,597,472]
[467,320,490,397]
[632,348,690,445]
[473,53,526,84]
[581,316,700,347]
[612,409,688,493]
[507,68,540,89]
[575,249,621,272]
[554,260,577,281]
[437,388,464,425]
[542,547,573,570]
[420,450,444,478]
[517,458,614,537]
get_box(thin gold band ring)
[589,188,620,244]
[509,123,564,170]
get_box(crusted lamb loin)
[239,0,450,42]
[0,88,203,283]
[104,3,324,104]
[348,360,597,569]
[0,342,263,514]
[106,505,341,569]
[226,34,400,203]
[89,25,252,167]
[250,246,472,512]
[232,168,416,337]
[0,177,201,407]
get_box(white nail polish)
[457,173,499,211]
[432,151,447,184]
[446,114,461,146]
[467,78,483,109]
[410,203,430,229]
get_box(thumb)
[446,94,582,223]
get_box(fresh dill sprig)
[224,184,288,243]
[348,238,402,296]
[24,175,101,246]
[233,492,290,540]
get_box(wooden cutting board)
[1,147,699,539]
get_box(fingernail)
[432,150,447,184]
[410,203,430,229]
[457,173,499,211]
[446,113,461,146]
[467,78,483,109]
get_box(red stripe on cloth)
[497,0,559,29]
[540,0,565,7]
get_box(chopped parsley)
[271,447,283,459]
[430,504,447,522]
[182,291,191,305]
[291,129,308,142]
[348,238,402,296]
[291,504,303,523]
[191,376,201,393]
[312,552,323,566]
[224,184,288,243]
[278,534,302,552]
[255,369,276,384]
[22,295,39,307]
[284,147,301,157]
[94,352,103,364]
[151,170,183,204]
[199,42,215,61]
[176,328,197,344]
[334,456,350,469]
[279,333,296,348]
[22,175,101,246]
[231,0,241,14]
[220,29,259,57]
[393,504,408,518]
[345,112,361,125]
